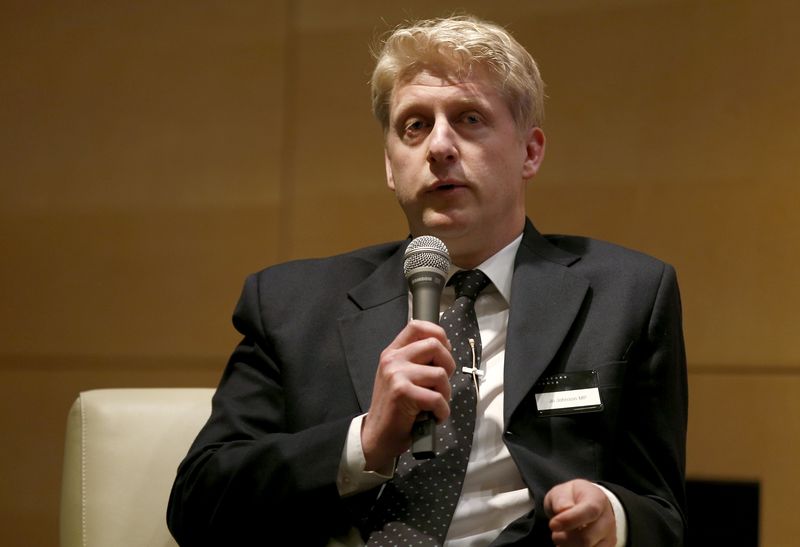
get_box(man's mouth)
[429,180,465,192]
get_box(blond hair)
[370,15,545,132]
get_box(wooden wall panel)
[0,2,287,545]
[688,370,800,546]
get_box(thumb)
[544,482,576,518]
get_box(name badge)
[534,370,603,416]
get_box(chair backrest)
[60,388,214,547]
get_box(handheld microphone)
[403,235,450,459]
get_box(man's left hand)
[544,479,617,547]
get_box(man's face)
[384,69,545,267]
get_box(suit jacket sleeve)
[598,263,688,545]
[167,272,366,546]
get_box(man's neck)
[447,229,525,270]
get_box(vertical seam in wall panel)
[80,394,87,547]
[276,0,298,262]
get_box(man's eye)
[463,113,481,124]
[401,120,428,140]
[405,120,424,132]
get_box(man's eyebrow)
[392,95,490,122]
[453,96,490,111]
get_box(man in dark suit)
[168,15,687,546]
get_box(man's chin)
[411,225,469,246]
[413,212,471,240]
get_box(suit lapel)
[338,243,409,412]
[504,222,589,422]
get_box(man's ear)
[521,127,546,180]
[384,149,396,191]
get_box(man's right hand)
[361,320,455,471]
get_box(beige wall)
[1,1,797,544]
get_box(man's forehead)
[390,68,501,109]
[397,64,495,89]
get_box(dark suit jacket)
[167,220,688,546]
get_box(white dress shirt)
[332,235,626,546]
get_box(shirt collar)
[447,233,522,306]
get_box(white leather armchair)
[60,388,214,547]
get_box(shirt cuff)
[594,483,628,547]
[336,414,394,497]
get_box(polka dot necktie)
[364,269,491,546]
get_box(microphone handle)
[409,277,443,459]
[411,416,436,459]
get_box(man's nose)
[427,120,458,165]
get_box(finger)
[550,500,602,532]
[547,480,608,527]
[388,320,452,353]
[382,335,456,378]
[383,361,452,409]
[400,381,452,423]
[544,483,576,519]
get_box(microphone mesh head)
[403,235,450,278]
